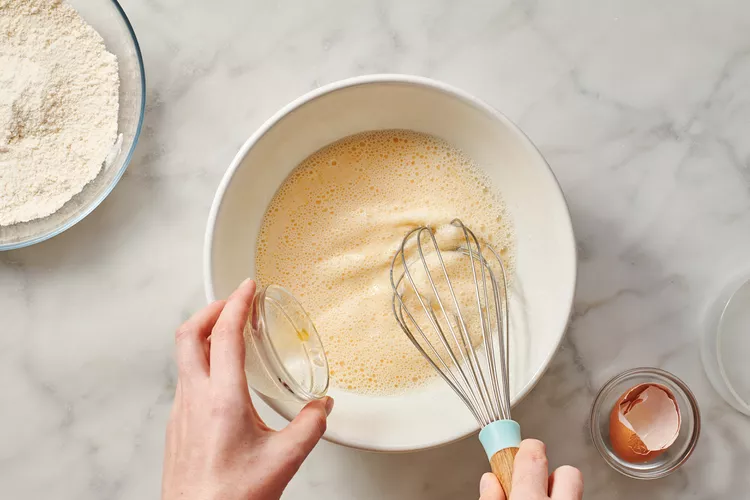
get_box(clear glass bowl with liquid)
[244,285,329,402]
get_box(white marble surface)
[2,0,750,498]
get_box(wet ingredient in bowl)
[0,0,119,226]
[256,130,515,396]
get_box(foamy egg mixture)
[256,130,514,395]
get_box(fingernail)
[324,396,334,416]
[241,278,252,286]
[479,473,493,494]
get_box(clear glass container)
[702,277,750,416]
[0,0,145,250]
[244,285,329,402]
[590,367,700,479]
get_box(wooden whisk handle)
[489,446,518,497]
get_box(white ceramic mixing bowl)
[204,74,576,452]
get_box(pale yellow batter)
[256,130,514,395]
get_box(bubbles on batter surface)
[256,130,515,396]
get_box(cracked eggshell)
[608,383,681,463]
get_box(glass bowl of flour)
[0,0,145,250]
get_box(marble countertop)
[2,0,750,498]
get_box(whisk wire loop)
[390,219,511,427]
[417,226,495,425]
[459,223,502,422]
[394,227,489,423]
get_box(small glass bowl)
[702,277,750,415]
[244,285,329,402]
[590,367,700,479]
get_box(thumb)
[277,396,334,467]
[479,472,506,500]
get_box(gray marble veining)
[1,0,749,498]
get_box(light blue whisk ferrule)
[478,419,521,459]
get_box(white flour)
[0,0,119,226]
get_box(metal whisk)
[390,219,520,496]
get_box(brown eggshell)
[608,383,679,463]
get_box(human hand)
[162,279,334,500]
[479,439,583,500]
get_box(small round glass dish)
[590,367,700,479]
[244,285,329,402]
[702,277,750,416]
[0,0,145,250]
